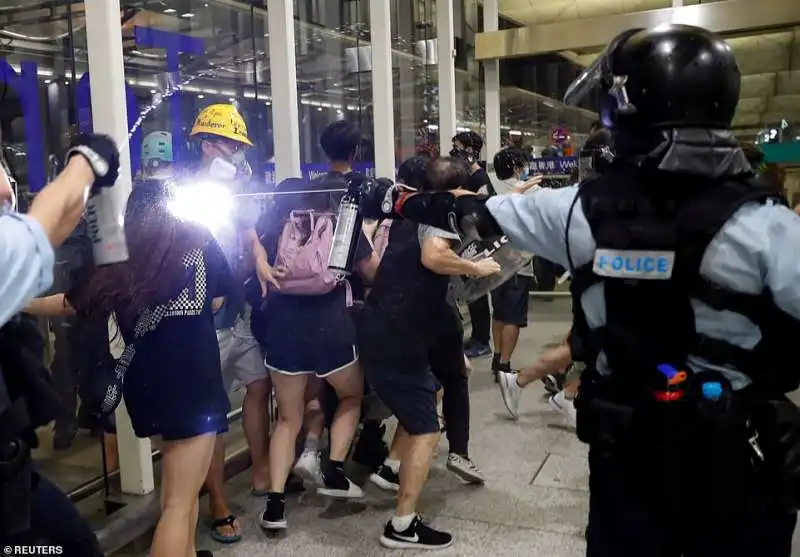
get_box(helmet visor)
[563,27,644,107]
[563,54,605,107]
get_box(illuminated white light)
[150,89,157,94]
[168,181,234,235]
[181,12,195,18]
[509,130,522,136]
[164,8,177,14]
[198,94,205,99]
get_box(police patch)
[592,249,675,280]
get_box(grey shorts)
[218,318,268,394]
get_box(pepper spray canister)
[328,176,366,278]
[85,185,129,265]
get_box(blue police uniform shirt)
[0,212,55,327]
[486,186,800,390]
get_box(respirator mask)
[208,142,252,183]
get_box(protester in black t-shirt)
[359,157,500,551]
[450,131,493,358]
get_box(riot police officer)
[357,24,800,556]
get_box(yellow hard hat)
[190,104,253,146]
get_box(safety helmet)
[142,131,173,169]
[190,104,253,146]
[578,127,615,182]
[564,24,740,131]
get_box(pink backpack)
[373,220,392,260]
[275,211,339,295]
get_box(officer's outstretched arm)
[358,180,578,268]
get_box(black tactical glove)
[65,134,120,189]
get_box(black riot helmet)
[564,24,740,131]
[578,127,615,182]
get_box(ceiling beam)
[477,0,800,60]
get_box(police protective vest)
[568,167,800,397]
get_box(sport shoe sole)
[259,516,287,530]
[380,535,454,550]
[317,483,364,499]
[369,472,399,492]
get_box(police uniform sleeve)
[0,213,55,327]
[755,204,800,321]
[484,186,580,269]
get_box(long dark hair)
[74,180,209,323]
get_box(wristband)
[66,145,109,178]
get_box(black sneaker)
[369,464,400,492]
[259,493,287,530]
[380,515,453,550]
[318,462,364,498]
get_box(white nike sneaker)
[498,370,522,419]
[293,448,323,484]
[549,390,577,429]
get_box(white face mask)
[208,149,251,183]
[208,156,239,182]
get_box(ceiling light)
[163,8,176,14]
[181,12,194,18]
[198,94,205,99]
[150,89,156,94]
[44,79,51,84]
[229,97,236,102]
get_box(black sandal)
[210,514,242,543]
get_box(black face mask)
[450,147,475,164]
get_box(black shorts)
[262,289,358,378]
[358,310,439,436]
[491,275,532,327]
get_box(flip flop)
[210,514,242,544]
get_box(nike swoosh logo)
[394,533,419,543]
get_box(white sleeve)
[485,186,580,269]
[0,213,56,326]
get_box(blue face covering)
[519,169,530,181]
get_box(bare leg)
[152,433,215,557]
[499,324,521,364]
[517,344,572,388]
[268,372,308,493]
[242,378,271,493]
[324,363,364,462]
[491,319,504,356]
[204,436,240,540]
[397,432,441,516]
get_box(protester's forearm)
[421,246,478,276]
[27,157,95,248]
